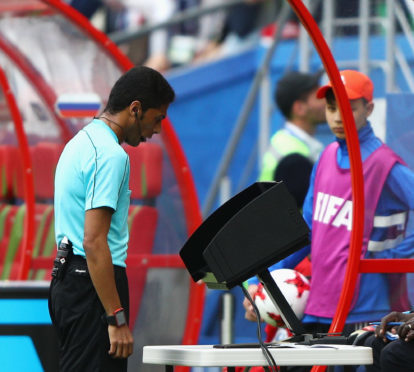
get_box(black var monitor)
[179,182,310,335]
[180,181,310,289]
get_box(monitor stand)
[257,269,305,336]
[214,268,348,348]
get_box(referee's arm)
[83,207,134,359]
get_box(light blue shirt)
[54,119,131,267]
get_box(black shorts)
[48,255,129,372]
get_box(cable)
[241,285,278,371]
[240,285,279,372]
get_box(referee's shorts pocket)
[51,261,103,330]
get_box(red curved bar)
[286,2,365,370]
[43,0,205,358]
[43,0,204,240]
[44,0,132,70]
[0,66,35,280]
[161,119,203,237]
[42,0,204,239]
[0,34,72,142]
[360,259,414,273]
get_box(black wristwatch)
[106,308,127,327]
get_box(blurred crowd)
[68,0,283,71]
[67,0,414,71]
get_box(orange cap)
[316,70,373,102]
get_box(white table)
[143,343,373,371]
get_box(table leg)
[327,366,355,372]
[344,367,356,372]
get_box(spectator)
[69,0,176,70]
[195,0,277,63]
[258,70,326,188]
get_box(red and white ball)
[254,268,310,327]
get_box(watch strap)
[106,307,126,327]
[106,314,117,326]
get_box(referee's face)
[127,104,169,146]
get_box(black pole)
[257,269,305,336]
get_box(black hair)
[273,153,313,208]
[103,66,175,114]
[325,88,368,105]
[275,71,322,120]
[325,88,336,105]
[277,90,315,120]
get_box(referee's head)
[275,70,323,120]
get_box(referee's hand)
[108,325,134,358]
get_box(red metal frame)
[0,66,36,280]
[360,259,414,273]
[287,1,414,371]
[0,31,71,280]
[0,1,48,13]
[43,0,132,69]
[161,119,205,345]
[287,0,365,337]
[0,34,72,143]
[0,0,205,363]
[287,2,363,371]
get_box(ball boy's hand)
[243,284,259,322]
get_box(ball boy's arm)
[372,163,414,258]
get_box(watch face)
[115,310,127,327]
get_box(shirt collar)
[93,118,120,144]
[337,121,373,150]
[285,121,324,162]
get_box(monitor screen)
[180,182,310,289]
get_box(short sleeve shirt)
[54,119,130,267]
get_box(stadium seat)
[0,142,61,280]
[124,142,163,328]
[26,142,63,279]
[1,141,163,294]
[28,204,55,280]
[13,141,64,202]
[127,205,158,328]
[0,146,24,279]
[12,147,28,203]
[0,204,23,279]
[31,142,64,203]
[0,145,18,202]
[123,142,163,202]
[1,204,55,280]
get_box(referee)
[49,66,175,371]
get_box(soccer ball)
[254,268,310,327]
